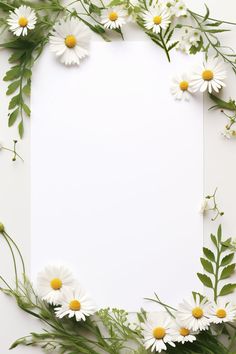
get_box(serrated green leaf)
[220,264,235,280]
[9,94,20,110]
[200,258,214,274]
[8,109,19,127]
[18,120,24,138]
[22,103,31,117]
[219,283,236,296]
[221,253,235,267]
[3,66,21,81]
[203,247,215,262]
[6,80,20,95]
[9,50,25,63]
[197,273,213,288]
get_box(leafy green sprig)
[197,225,236,302]
[187,5,236,73]
[203,187,224,221]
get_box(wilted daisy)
[37,265,75,305]
[7,5,37,37]
[142,312,176,353]
[210,300,236,324]
[172,321,197,344]
[191,58,227,94]
[142,5,171,34]
[177,296,211,331]
[171,73,193,101]
[101,7,127,29]
[49,18,91,66]
[55,285,96,321]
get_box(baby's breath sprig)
[200,188,224,221]
[0,140,23,162]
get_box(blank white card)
[31,42,203,310]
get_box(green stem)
[214,241,221,302]
[159,29,171,62]
[3,231,26,274]
[1,232,18,289]
[190,10,236,26]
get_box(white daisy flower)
[49,18,91,66]
[142,6,171,34]
[209,300,236,324]
[171,0,187,17]
[172,321,197,344]
[142,312,176,353]
[55,284,96,321]
[191,58,227,94]
[101,7,127,29]
[37,265,75,305]
[7,5,37,37]
[171,73,193,101]
[176,296,211,332]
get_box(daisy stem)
[159,29,171,62]
[3,230,26,275]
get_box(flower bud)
[0,223,5,233]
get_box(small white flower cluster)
[142,295,236,353]
[37,265,96,322]
[176,28,201,54]
[171,57,227,101]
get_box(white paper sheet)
[31,41,203,310]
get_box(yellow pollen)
[18,17,28,28]
[179,328,190,337]
[192,307,204,319]
[65,35,77,48]
[69,299,81,311]
[152,327,166,339]
[216,309,227,318]
[153,16,162,25]
[50,278,62,290]
[202,69,214,81]
[109,12,118,21]
[179,81,189,91]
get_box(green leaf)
[6,80,20,95]
[202,4,210,23]
[9,94,20,110]
[210,234,217,247]
[8,109,19,127]
[200,258,214,274]
[219,283,236,296]
[197,273,213,288]
[217,225,222,243]
[22,82,31,96]
[22,103,31,117]
[3,66,21,81]
[23,69,32,79]
[209,94,236,111]
[9,50,25,63]
[221,253,235,267]
[18,120,24,138]
[203,247,215,262]
[220,264,235,280]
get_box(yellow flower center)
[65,35,77,48]
[152,327,166,339]
[202,70,214,81]
[109,12,118,21]
[192,307,204,319]
[216,309,227,318]
[69,299,81,311]
[179,327,190,337]
[18,17,28,28]
[50,278,62,290]
[153,16,162,25]
[179,81,189,91]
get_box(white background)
[0,0,236,352]
[31,43,203,310]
